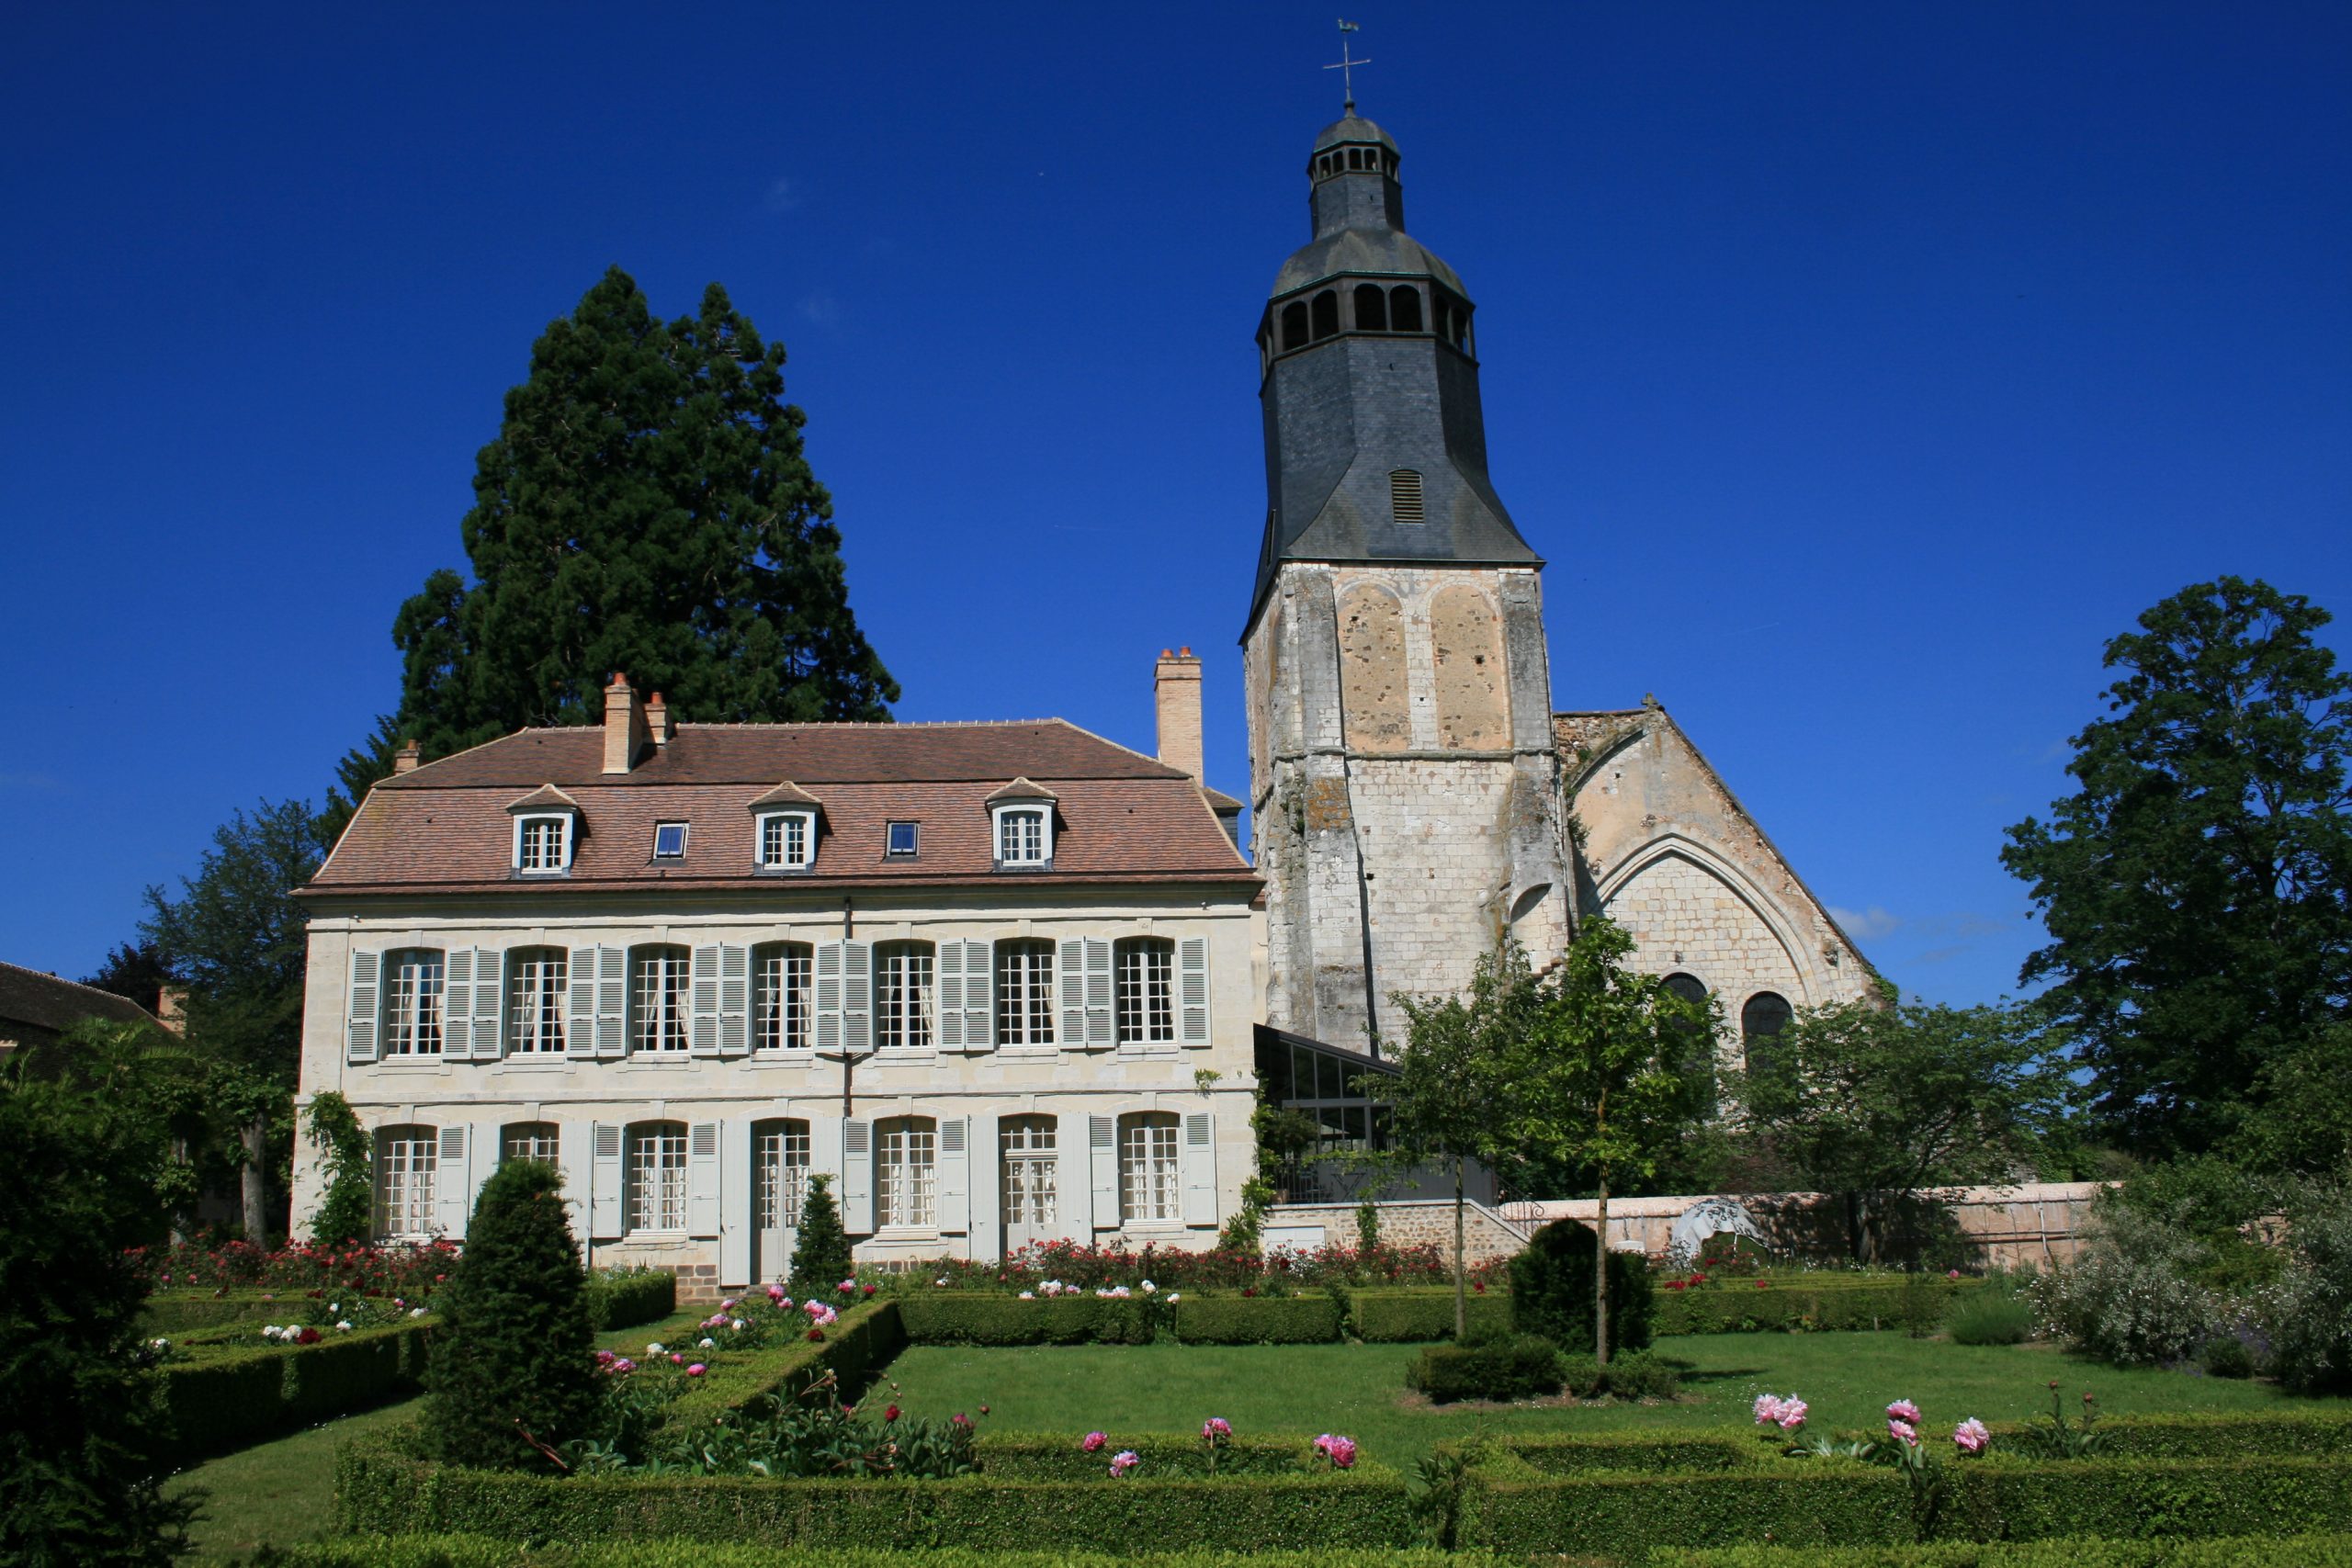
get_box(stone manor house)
[289,108,1874,1287]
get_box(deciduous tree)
[2002,576,2351,1156]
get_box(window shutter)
[1084,938,1114,1047]
[814,942,843,1052]
[689,944,723,1057]
[594,946,627,1059]
[1057,1111,1093,1241]
[443,950,475,1059]
[936,1115,970,1235]
[839,1118,874,1234]
[590,1123,625,1239]
[1058,939,1087,1048]
[718,1115,754,1285]
[466,1122,494,1215]
[345,950,380,1063]
[558,1122,592,1252]
[936,942,966,1049]
[960,941,993,1050]
[1089,1114,1118,1230]
[687,1122,720,1237]
[435,1125,470,1237]
[1178,937,1211,1046]
[718,945,750,1056]
[1182,1111,1216,1226]
[566,946,598,1059]
[470,952,503,1060]
[839,941,871,1053]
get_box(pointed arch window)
[1741,991,1793,1077]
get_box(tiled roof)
[311,720,1256,896]
[0,960,161,1037]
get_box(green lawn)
[167,1308,712,1561]
[881,1332,2327,1468]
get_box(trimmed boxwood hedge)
[1650,1278,1972,1336]
[273,1540,1490,1568]
[1175,1293,1342,1345]
[333,1428,1416,1552]
[660,1297,904,1424]
[582,1270,675,1333]
[1656,1534,2352,1566]
[158,1319,433,1460]
[975,1434,1340,1480]
[1457,1458,1912,1554]
[1349,1289,1513,1343]
[893,1293,1156,1346]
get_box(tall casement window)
[374,1124,438,1238]
[754,1120,810,1230]
[502,1122,560,1165]
[752,941,814,1052]
[874,942,935,1051]
[1114,938,1176,1045]
[627,1121,689,1232]
[1000,1114,1057,1228]
[995,939,1057,1046]
[381,949,447,1056]
[505,947,567,1054]
[631,945,691,1055]
[756,810,816,871]
[1741,992,1793,1077]
[514,814,572,874]
[876,1115,937,1228]
[1662,973,1716,1119]
[1118,1111,1181,1224]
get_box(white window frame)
[631,945,691,1055]
[626,1121,689,1234]
[755,1120,811,1230]
[1114,938,1177,1047]
[874,942,935,1052]
[375,1124,439,1239]
[995,938,1057,1047]
[505,948,567,1055]
[876,1115,937,1229]
[651,821,689,860]
[755,810,818,871]
[1000,1113,1057,1226]
[1118,1111,1182,1224]
[514,813,573,874]
[381,949,447,1057]
[752,942,814,1053]
[885,820,921,857]
[990,803,1053,867]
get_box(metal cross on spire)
[1324,18,1369,115]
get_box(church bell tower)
[1243,109,1574,1049]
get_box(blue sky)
[3,3,2345,1006]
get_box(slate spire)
[1248,113,1540,630]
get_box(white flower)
[1141,1280,1157,1292]
[152,1337,170,1350]
[1169,1292,1182,1303]
[335,1321,354,1332]
[1018,1291,1035,1300]
[647,1342,665,1354]
[328,1303,340,1314]
[698,1337,716,1349]
[410,1307,426,1317]
[935,1276,949,1286]
[731,1318,746,1330]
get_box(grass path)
[167,1309,711,1561]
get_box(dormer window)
[886,821,921,858]
[514,814,572,874]
[651,822,688,860]
[757,810,816,871]
[986,778,1058,870]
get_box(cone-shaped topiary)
[789,1171,853,1289]
[1510,1217,1655,1359]
[425,1158,598,1470]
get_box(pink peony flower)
[1886,1399,1922,1425]
[1953,1417,1990,1455]
[1203,1417,1232,1439]
[1753,1393,1785,1426]
[1081,1431,1107,1452]
[685,1363,707,1377]
[1777,1399,1808,1430]
[1888,1418,1918,1446]
[1110,1450,1139,1478]
[1314,1433,1358,1468]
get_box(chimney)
[603,673,649,774]
[645,691,673,746]
[1154,646,1204,780]
[392,739,422,774]
[155,985,189,1035]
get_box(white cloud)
[1829,904,1902,941]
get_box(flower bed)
[132,1238,461,1297]
[882,1238,1511,1294]
[333,1427,1416,1551]
[158,1317,434,1460]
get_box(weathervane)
[1325,18,1369,114]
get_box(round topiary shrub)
[425,1158,599,1471]
[1509,1217,1655,1357]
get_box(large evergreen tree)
[334,266,898,820]
[2001,577,2351,1157]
